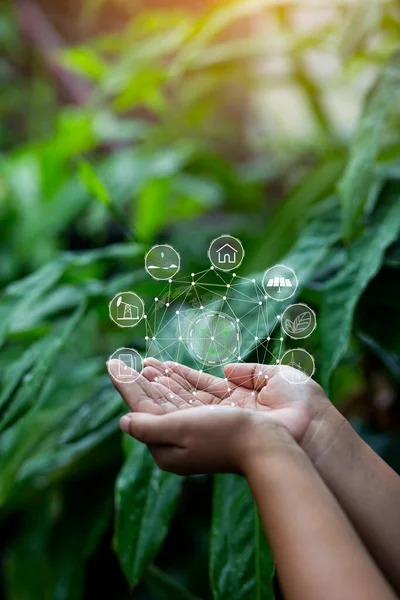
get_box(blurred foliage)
[0,0,400,599]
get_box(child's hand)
[137,358,336,451]
[119,405,296,476]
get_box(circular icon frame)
[187,310,241,366]
[279,348,315,384]
[262,264,298,302]
[145,244,181,281]
[108,347,143,383]
[109,291,145,328]
[208,235,245,272]
[281,303,317,340]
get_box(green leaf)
[210,474,275,600]
[338,52,400,240]
[59,46,107,81]
[0,301,86,432]
[143,564,201,600]
[135,177,170,241]
[78,160,111,207]
[320,182,400,389]
[114,437,183,587]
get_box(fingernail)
[120,415,132,434]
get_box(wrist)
[239,416,303,478]
[300,403,352,467]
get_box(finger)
[156,376,208,408]
[163,361,229,398]
[224,363,272,390]
[108,360,176,414]
[120,412,186,445]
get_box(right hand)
[135,358,341,454]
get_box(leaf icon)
[285,311,311,334]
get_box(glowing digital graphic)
[108,347,143,383]
[145,244,180,280]
[281,303,316,339]
[208,235,245,271]
[187,311,241,365]
[279,348,315,384]
[109,291,145,327]
[107,236,316,392]
[262,264,298,301]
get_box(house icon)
[216,243,238,264]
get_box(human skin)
[116,404,396,600]
[108,357,400,594]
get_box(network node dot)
[152,336,156,340]
[210,405,215,410]
[155,377,159,382]
[236,318,240,322]
[179,336,183,341]
[210,266,214,270]
[265,375,269,379]
[264,295,268,299]
[189,399,193,403]
[258,371,262,375]
[276,359,280,363]
[259,301,262,305]
[176,310,180,314]
[166,303,170,307]
[168,279,172,283]
[223,296,227,300]
[193,391,197,395]
[227,284,231,288]
[267,336,271,341]
[252,279,256,283]
[155,297,159,301]
[199,370,203,373]
[211,336,214,341]
[224,377,228,382]
[231,402,235,407]
[191,282,195,286]
[165,369,169,373]
[144,315,147,319]
[170,394,174,398]
[145,336,149,340]
[254,336,258,341]
[251,392,255,396]
[200,306,204,310]
[280,337,284,341]
[233,273,236,277]
[227,387,231,392]
[277,315,281,319]
[191,273,195,277]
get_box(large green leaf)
[320,182,400,388]
[114,437,183,587]
[143,564,201,600]
[338,52,400,240]
[210,474,274,600]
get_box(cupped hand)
[119,405,295,476]
[108,357,333,449]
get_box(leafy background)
[1,0,399,598]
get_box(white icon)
[262,264,298,301]
[216,243,238,264]
[279,348,315,384]
[145,245,180,280]
[108,348,142,383]
[109,292,144,327]
[281,303,317,340]
[116,295,139,320]
[208,235,244,271]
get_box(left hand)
[119,405,296,476]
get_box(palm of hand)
[124,358,328,442]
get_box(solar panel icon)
[266,275,293,293]
[263,264,298,301]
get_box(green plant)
[0,1,399,598]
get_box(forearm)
[303,408,400,593]
[245,444,395,600]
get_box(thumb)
[120,412,183,446]
[224,363,271,390]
